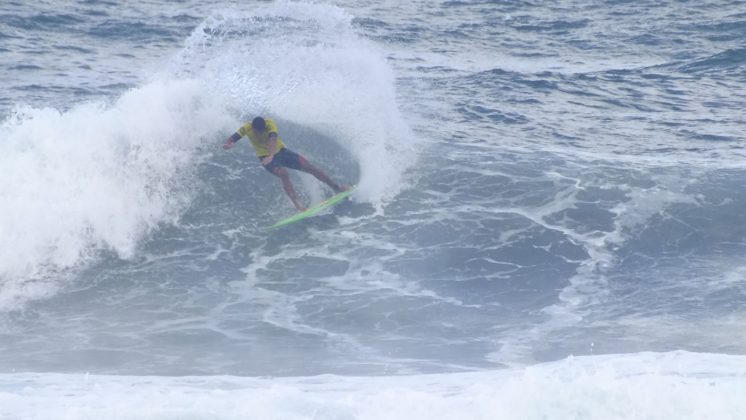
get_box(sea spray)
[174,2,419,209]
[0,79,231,310]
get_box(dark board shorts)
[259,148,303,173]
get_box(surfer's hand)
[223,140,234,150]
[261,155,274,166]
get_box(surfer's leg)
[297,155,347,193]
[271,166,306,211]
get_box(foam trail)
[490,168,701,365]
[0,79,232,310]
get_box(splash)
[0,79,232,310]
[175,1,419,208]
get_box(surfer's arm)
[222,132,242,149]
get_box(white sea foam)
[0,79,232,310]
[1,351,744,420]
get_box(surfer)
[223,116,348,212]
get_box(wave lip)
[677,48,746,75]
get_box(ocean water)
[1,0,746,418]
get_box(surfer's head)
[252,116,266,133]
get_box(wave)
[1,351,744,419]
[0,80,231,310]
[677,47,746,75]
[0,2,416,310]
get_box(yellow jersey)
[237,118,285,157]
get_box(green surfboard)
[269,186,355,228]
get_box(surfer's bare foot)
[296,205,308,212]
[335,184,351,193]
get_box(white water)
[0,79,231,310]
[2,351,745,420]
